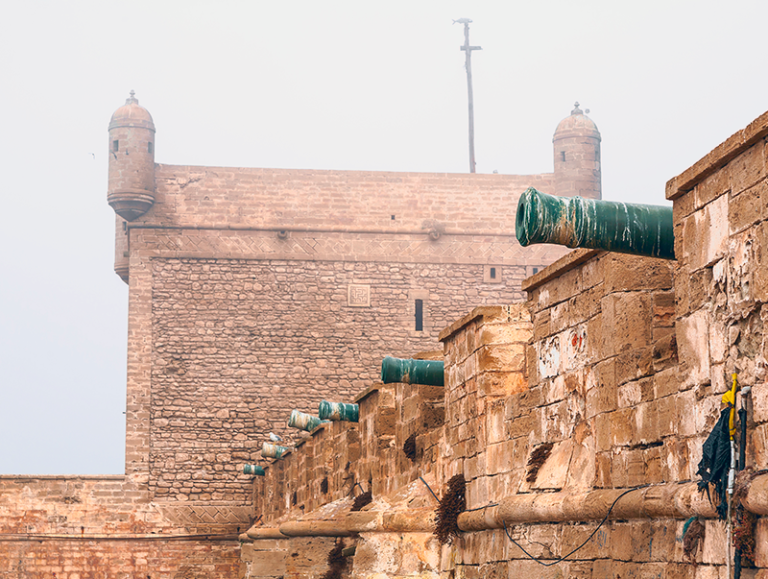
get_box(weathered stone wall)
[667,109,768,569]
[148,257,527,503]
[239,305,530,578]
[438,305,532,500]
[0,475,245,578]
[524,251,677,491]
[252,371,446,528]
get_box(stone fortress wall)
[0,97,596,577]
[238,110,768,578]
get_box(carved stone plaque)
[348,284,371,307]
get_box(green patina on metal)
[288,409,329,432]
[318,400,359,422]
[262,442,289,459]
[243,464,266,476]
[515,187,675,260]
[381,356,444,386]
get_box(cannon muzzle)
[380,356,444,386]
[515,187,674,260]
[318,400,359,422]
[262,442,289,459]
[288,409,328,432]
[243,464,265,476]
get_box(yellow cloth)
[722,373,738,437]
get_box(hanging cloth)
[696,406,732,519]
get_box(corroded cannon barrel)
[381,356,444,386]
[318,400,359,422]
[515,187,675,260]
[243,464,265,476]
[262,442,289,459]
[288,409,328,432]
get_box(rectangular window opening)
[532,267,539,274]
[490,267,496,279]
[113,140,119,152]
[415,299,423,331]
[148,142,153,154]
[561,151,566,162]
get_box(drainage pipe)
[246,527,289,540]
[458,482,720,531]
[278,509,436,537]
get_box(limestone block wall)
[241,366,448,578]
[667,110,768,564]
[252,373,446,528]
[138,254,543,504]
[524,251,677,491]
[437,305,532,503]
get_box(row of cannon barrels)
[242,356,445,476]
[246,189,676,474]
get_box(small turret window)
[148,142,153,154]
[561,151,566,162]
[113,140,119,152]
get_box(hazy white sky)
[1,1,767,474]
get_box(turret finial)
[126,90,138,105]
[571,102,582,115]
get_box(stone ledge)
[666,109,768,199]
[354,382,386,404]
[438,306,505,342]
[521,248,601,292]
[155,163,554,182]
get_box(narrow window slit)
[415,299,423,331]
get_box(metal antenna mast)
[456,18,481,173]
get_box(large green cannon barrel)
[515,187,675,260]
[381,356,444,386]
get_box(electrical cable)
[501,484,650,566]
[419,476,440,503]
[463,503,499,512]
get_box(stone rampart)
[238,106,768,575]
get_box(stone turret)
[553,102,601,200]
[107,91,156,221]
